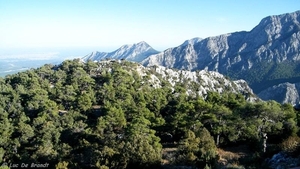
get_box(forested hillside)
[0,59,300,168]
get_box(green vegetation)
[227,60,300,93]
[0,59,299,168]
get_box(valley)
[0,58,60,77]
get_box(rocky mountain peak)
[141,10,300,97]
[82,41,159,62]
[136,41,151,47]
[82,10,300,105]
[181,37,203,46]
[250,10,300,42]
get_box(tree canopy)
[0,59,299,168]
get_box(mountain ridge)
[141,10,300,94]
[258,82,300,105]
[81,10,300,105]
[82,41,159,62]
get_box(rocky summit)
[82,41,159,62]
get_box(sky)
[0,0,300,58]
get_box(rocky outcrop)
[266,152,300,169]
[96,60,259,101]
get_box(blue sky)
[0,0,299,56]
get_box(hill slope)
[1,59,297,169]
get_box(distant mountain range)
[82,10,300,105]
[142,10,300,92]
[82,41,159,62]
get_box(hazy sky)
[1,0,299,52]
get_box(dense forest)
[227,60,300,93]
[0,59,300,169]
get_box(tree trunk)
[216,134,220,146]
[262,132,268,153]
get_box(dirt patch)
[162,147,178,165]
[217,145,252,168]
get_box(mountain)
[258,82,300,106]
[82,41,159,62]
[141,10,300,94]
[181,37,203,46]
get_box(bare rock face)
[258,82,300,106]
[142,10,300,94]
[82,11,300,105]
[145,65,258,101]
[95,60,259,101]
[143,10,300,71]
